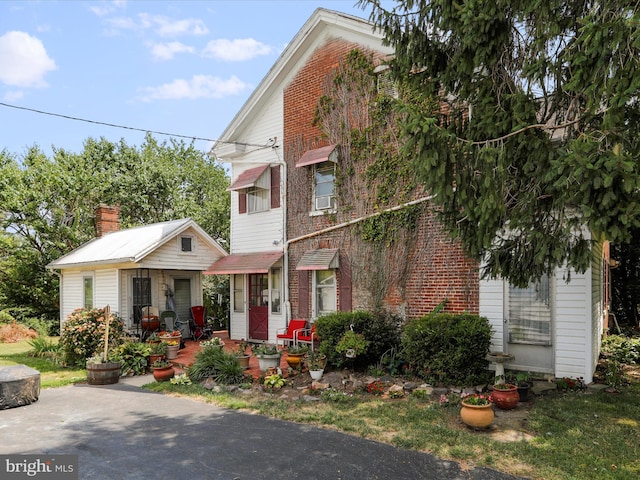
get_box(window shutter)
[238,192,247,214]
[270,166,280,208]
[339,257,352,311]
[298,270,309,318]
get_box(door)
[174,279,192,337]
[249,273,269,340]
[504,275,554,374]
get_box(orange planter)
[460,402,495,429]
[152,365,175,382]
[492,384,519,410]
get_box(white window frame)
[271,267,282,314]
[233,275,244,313]
[83,274,94,309]
[178,235,195,253]
[312,269,336,319]
[507,275,552,346]
[246,186,270,213]
[313,162,336,212]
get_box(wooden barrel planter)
[86,361,121,385]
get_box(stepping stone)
[0,364,40,409]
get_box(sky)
[0,0,389,160]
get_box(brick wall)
[95,204,120,237]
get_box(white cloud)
[138,75,251,101]
[150,41,195,61]
[3,90,24,102]
[89,0,126,17]
[202,38,274,62]
[0,31,57,88]
[105,13,208,37]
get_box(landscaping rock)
[0,365,40,410]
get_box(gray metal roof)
[47,218,225,269]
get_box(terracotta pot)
[492,384,519,410]
[460,402,495,429]
[236,354,251,369]
[152,366,175,382]
[148,354,165,368]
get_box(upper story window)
[296,144,339,213]
[228,164,280,214]
[180,235,194,252]
[314,162,336,211]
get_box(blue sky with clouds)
[0,0,388,159]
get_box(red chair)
[276,319,307,348]
[295,324,319,350]
[190,306,214,341]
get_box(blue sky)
[0,0,388,159]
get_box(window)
[247,186,269,213]
[180,236,193,252]
[315,270,336,317]
[83,276,93,309]
[314,162,335,211]
[233,275,244,313]
[508,275,551,345]
[133,277,151,312]
[271,268,281,314]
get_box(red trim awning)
[227,164,269,191]
[296,144,338,168]
[296,248,339,270]
[205,251,283,274]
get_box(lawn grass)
[3,337,638,479]
[0,338,86,388]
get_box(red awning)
[296,248,339,270]
[296,144,338,168]
[205,251,283,274]
[227,164,269,191]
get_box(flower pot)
[309,369,324,381]
[236,354,251,369]
[86,361,121,385]
[517,383,532,402]
[460,402,495,429]
[492,384,519,410]
[286,353,305,369]
[256,353,281,372]
[152,365,175,382]
[148,354,165,367]
[166,344,180,360]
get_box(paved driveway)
[0,380,525,479]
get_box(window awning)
[227,164,269,191]
[296,144,338,168]
[205,251,283,274]
[296,248,339,270]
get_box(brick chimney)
[95,204,120,237]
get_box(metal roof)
[47,218,225,269]
[205,251,283,274]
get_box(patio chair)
[276,319,307,348]
[190,306,214,341]
[295,323,319,351]
[160,310,177,332]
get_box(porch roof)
[296,248,339,270]
[205,251,283,274]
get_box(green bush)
[112,341,150,376]
[601,334,640,364]
[315,311,401,370]
[0,310,15,324]
[401,313,493,385]
[59,308,125,367]
[188,345,245,384]
[27,337,61,362]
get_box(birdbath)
[486,352,515,384]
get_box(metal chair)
[189,306,214,341]
[160,310,177,332]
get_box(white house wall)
[60,271,82,324]
[479,278,504,352]
[140,227,223,269]
[94,268,120,316]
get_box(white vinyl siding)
[479,277,504,352]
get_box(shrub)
[188,345,245,384]
[0,310,15,324]
[315,310,401,370]
[0,322,38,343]
[112,341,151,376]
[28,337,60,361]
[59,308,125,367]
[401,313,493,385]
[601,334,640,364]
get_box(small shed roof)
[47,218,227,269]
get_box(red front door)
[249,273,269,340]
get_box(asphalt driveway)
[0,379,525,479]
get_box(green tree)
[364,0,640,286]
[0,135,229,319]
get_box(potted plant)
[460,393,494,429]
[165,340,180,360]
[200,337,225,349]
[252,343,281,372]
[151,359,175,382]
[508,371,532,402]
[335,329,369,358]
[148,341,167,367]
[84,306,123,385]
[159,329,182,343]
[307,351,327,380]
[234,340,251,369]
[491,382,519,410]
[285,344,308,369]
